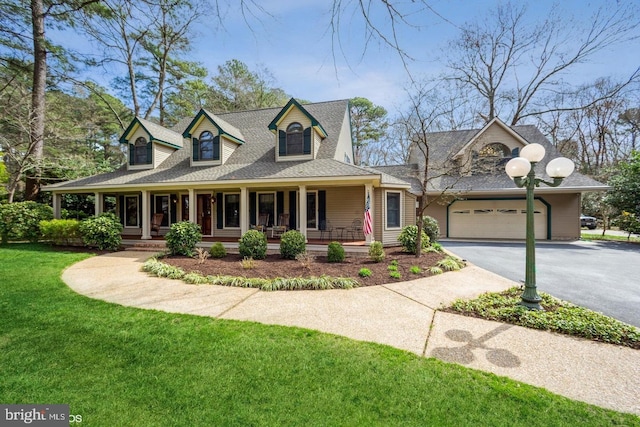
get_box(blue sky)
[194,0,639,115]
[55,0,640,117]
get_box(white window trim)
[384,190,403,230]
[124,195,139,228]
[223,192,241,230]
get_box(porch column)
[94,192,103,216]
[365,184,373,244]
[299,185,307,241]
[240,187,249,235]
[141,190,151,240]
[52,192,62,219]
[188,188,196,223]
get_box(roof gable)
[453,117,529,158]
[119,117,184,149]
[268,98,328,138]
[182,109,245,144]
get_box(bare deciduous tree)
[446,2,640,126]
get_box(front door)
[197,194,212,235]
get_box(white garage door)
[449,200,547,239]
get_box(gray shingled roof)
[47,100,406,190]
[138,117,184,148]
[201,109,245,143]
[406,124,608,193]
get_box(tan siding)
[333,108,355,163]
[314,131,322,158]
[542,193,581,240]
[373,189,383,242]
[424,202,447,239]
[130,126,149,144]
[460,122,525,174]
[154,143,174,167]
[192,120,220,138]
[279,108,312,130]
[222,138,236,163]
[324,186,364,239]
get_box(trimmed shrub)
[397,225,430,254]
[279,229,306,259]
[239,229,267,260]
[368,240,385,263]
[210,242,227,258]
[165,221,202,256]
[79,213,123,251]
[327,241,345,263]
[0,201,53,243]
[39,219,81,245]
[421,215,440,243]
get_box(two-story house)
[45,99,416,245]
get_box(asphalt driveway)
[442,240,640,327]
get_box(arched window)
[134,137,148,164]
[199,131,214,160]
[286,122,304,155]
[479,143,511,158]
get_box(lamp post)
[505,143,575,310]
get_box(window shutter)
[192,138,199,161]
[288,191,297,230]
[249,192,257,226]
[277,191,284,220]
[213,135,220,161]
[216,192,223,229]
[129,144,134,165]
[318,190,326,224]
[170,194,177,224]
[146,140,152,164]
[303,127,311,155]
[511,147,520,157]
[278,130,286,156]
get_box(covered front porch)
[50,179,414,247]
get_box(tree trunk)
[25,0,46,201]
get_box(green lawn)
[1,244,638,426]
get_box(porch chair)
[253,213,269,233]
[271,213,289,238]
[151,213,164,236]
[347,218,363,241]
[319,220,333,241]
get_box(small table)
[335,227,346,240]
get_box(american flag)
[363,191,373,235]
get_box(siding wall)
[460,124,524,174]
[154,144,174,167]
[424,193,581,240]
[543,193,581,240]
[334,108,355,164]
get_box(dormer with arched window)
[182,109,245,166]
[120,117,183,170]
[269,98,327,162]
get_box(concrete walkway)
[62,251,640,416]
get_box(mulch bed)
[161,250,446,287]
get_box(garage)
[448,199,548,239]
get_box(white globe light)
[546,157,575,178]
[520,143,546,163]
[505,157,531,178]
